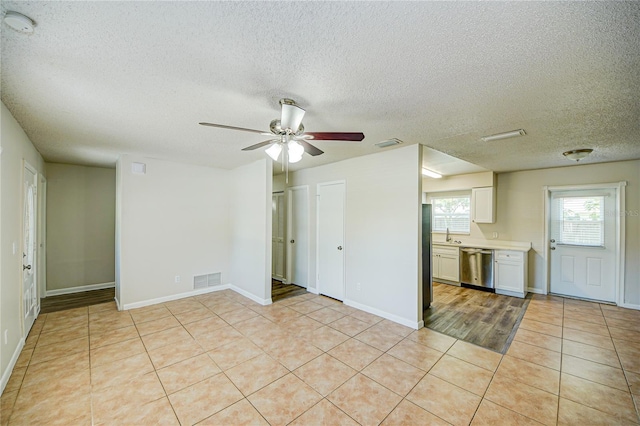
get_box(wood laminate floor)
[39,287,115,314]
[424,282,530,353]
[271,280,308,302]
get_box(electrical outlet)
[356,283,361,291]
[12,242,17,255]
[174,275,181,284]
[492,232,498,239]
[4,330,8,345]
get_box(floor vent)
[194,272,222,289]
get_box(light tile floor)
[2,290,640,425]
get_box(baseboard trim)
[114,296,121,311]
[46,282,115,297]
[307,287,319,295]
[1,337,25,394]
[228,284,272,306]
[344,299,421,330]
[527,287,546,295]
[620,303,640,311]
[121,285,230,310]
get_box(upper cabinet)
[471,186,495,223]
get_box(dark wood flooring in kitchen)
[424,282,530,353]
[40,287,115,314]
[271,280,308,302]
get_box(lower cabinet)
[433,245,460,283]
[494,250,528,298]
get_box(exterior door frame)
[286,185,310,288]
[316,180,346,299]
[543,181,626,306]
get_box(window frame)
[428,192,472,235]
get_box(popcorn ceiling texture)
[1,1,638,172]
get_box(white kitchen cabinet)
[494,250,528,298]
[471,187,496,224]
[432,245,460,283]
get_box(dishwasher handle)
[461,248,493,255]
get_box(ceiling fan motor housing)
[270,119,304,136]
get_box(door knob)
[290,239,295,243]
[337,246,343,250]
[550,247,556,250]
[23,264,31,270]
[550,239,555,243]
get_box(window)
[552,195,604,246]
[430,195,471,233]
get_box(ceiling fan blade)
[280,102,306,131]
[199,122,270,135]
[241,140,277,151]
[297,140,324,156]
[304,132,365,141]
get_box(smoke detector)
[4,11,35,33]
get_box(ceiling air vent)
[194,272,222,289]
[375,138,403,148]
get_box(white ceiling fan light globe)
[265,143,282,161]
[287,140,304,163]
[280,102,306,132]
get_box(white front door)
[287,186,309,288]
[23,164,39,335]
[317,181,345,300]
[549,188,617,302]
[272,192,285,281]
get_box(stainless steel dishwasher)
[460,248,494,289]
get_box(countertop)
[432,238,531,252]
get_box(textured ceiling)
[1,1,639,174]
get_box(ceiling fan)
[199,98,365,164]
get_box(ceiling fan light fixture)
[480,129,526,142]
[265,143,282,161]
[287,140,304,163]
[422,168,442,179]
[563,148,593,162]
[280,100,306,132]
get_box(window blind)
[552,196,604,246]
[431,195,471,233]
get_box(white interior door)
[23,164,39,335]
[549,188,617,302]
[272,193,285,281]
[317,181,345,300]
[287,186,309,288]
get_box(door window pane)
[553,196,604,246]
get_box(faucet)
[445,227,451,242]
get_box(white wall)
[116,155,232,308]
[493,161,640,305]
[423,171,494,193]
[1,102,46,390]
[288,145,422,328]
[229,159,273,304]
[46,163,115,292]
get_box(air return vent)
[375,138,403,148]
[193,272,222,289]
